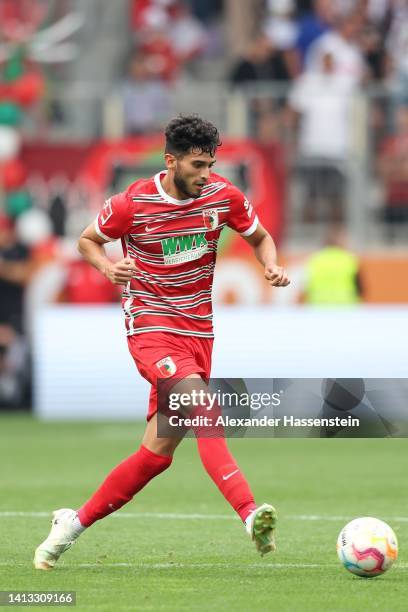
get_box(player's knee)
[170,374,208,417]
[144,437,179,458]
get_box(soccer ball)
[337,517,398,577]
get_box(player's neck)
[161,172,190,202]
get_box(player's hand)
[105,257,138,285]
[264,265,290,287]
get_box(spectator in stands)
[131,0,210,79]
[263,0,301,79]
[359,21,388,82]
[300,224,363,305]
[166,1,209,65]
[377,104,408,239]
[0,214,32,407]
[306,10,366,86]
[230,32,294,136]
[0,215,32,334]
[230,34,293,86]
[48,175,69,238]
[139,29,179,82]
[296,0,335,63]
[288,51,356,222]
[264,0,297,50]
[120,51,172,135]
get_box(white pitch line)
[1,511,408,522]
[291,515,408,522]
[77,562,337,569]
[77,562,408,570]
[1,561,408,570]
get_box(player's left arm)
[227,186,289,287]
[243,223,290,287]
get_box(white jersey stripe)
[126,326,214,338]
[140,297,212,310]
[129,309,213,321]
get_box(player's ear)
[164,153,177,170]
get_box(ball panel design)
[337,517,398,578]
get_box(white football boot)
[246,503,277,556]
[33,508,82,570]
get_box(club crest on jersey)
[100,198,113,225]
[156,356,177,378]
[203,209,218,230]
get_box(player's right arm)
[78,193,137,285]
[78,225,136,285]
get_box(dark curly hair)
[165,114,221,157]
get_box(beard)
[174,171,199,199]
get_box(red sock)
[77,445,172,527]
[188,401,256,522]
[196,437,256,522]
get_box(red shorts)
[127,332,213,421]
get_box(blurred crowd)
[120,0,408,228]
[121,0,223,133]
[231,0,398,86]
[122,0,408,121]
[228,0,408,229]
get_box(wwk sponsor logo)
[160,232,208,265]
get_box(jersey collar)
[154,171,194,205]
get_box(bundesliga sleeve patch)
[100,198,113,225]
[156,356,177,377]
[243,198,253,218]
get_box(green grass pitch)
[0,414,407,611]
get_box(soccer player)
[34,115,290,570]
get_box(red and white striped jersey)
[95,171,259,338]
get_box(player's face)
[173,150,216,199]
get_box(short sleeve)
[227,186,259,237]
[94,192,133,241]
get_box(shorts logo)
[100,198,113,225]
[156,356,177,378]
[203,209,218,230]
